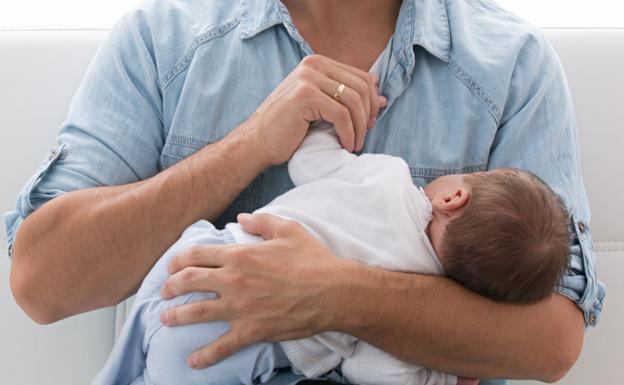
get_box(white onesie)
[226,122,456,385]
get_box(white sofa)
[0,29,621,385]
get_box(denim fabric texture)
[4,0,606,383]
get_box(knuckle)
[166,309,178,324]
[162,279,174,295]
[229,271,247,291]
[167,257,179,272]
[226,248,245,265]
[354,79,368,97]
[283,220,302,233]
[222,269,236,286]
[337,105,352,125]
[213,246,227,262]
[213,342,232,359]
[350,89,366,111]
[295,66,313,81]
[187,245,204,262]
[293,82,315,99]
[190,303,206,320]
[188,245,202,256]
[300,54,321,68]
[181,267,196,284]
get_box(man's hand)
[160,213,350,369]
[244,54,386,166]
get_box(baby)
[92,122,570,385]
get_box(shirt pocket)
[368,117,492,188]
[160,135,212,169]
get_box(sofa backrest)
[0,29,622,385]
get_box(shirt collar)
[403,0,451,62]
[239,0,287,40]
[239,0,451,62]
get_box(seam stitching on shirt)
[160,18,241,90]
[409,163,488,178]
[168,134,211,149]
[446,56,502,124]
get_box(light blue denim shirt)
[4,0,606,380]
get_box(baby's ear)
[443,187,470,213]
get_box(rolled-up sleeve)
[487,32,606,327]
[4,11,164,258]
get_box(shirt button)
[578,221,586,233]
[48,151,57,160]
[588,312,596,325]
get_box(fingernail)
[357,138,364,152]
[237,213,251,221]
[188,356,199,369]
[161,311,169,325]
[379,96,387,105]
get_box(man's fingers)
[160,266,218,299]
[322,65,372,126]
[167,244,231,274]
[369,72,388,129]
[310,74,366,151]
[161,298,226,326]
[331,59,382,122]
[301,55,372,122]
[237,213,303,240]
[315,90,356,151]
[187,330,248,369]
[329,84,366,151]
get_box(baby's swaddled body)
[91,123,456,385]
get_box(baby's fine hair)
[442,168,570,303]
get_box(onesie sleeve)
[287,121,357,186]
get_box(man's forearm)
[332,262,585,382]
[10,122,269,324]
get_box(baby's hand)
[456,377,480,385]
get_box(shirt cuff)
[555,215,606,327]
[3,211,22,259]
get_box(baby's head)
[425,168,570,303]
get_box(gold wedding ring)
[333,83,346,101]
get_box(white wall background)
[0,0,623,30]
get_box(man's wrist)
[225,114,275,171]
